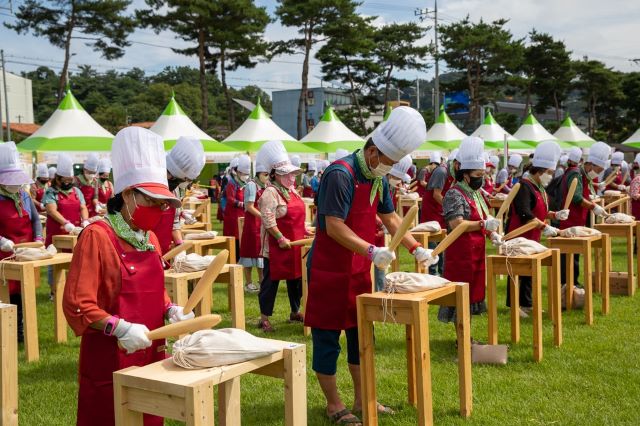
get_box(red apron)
[32,183,47,212]
[152,207,175,255]
[267,188,305,280]
[443,186,487,304]
[305,160,377,330]
[98,182,113,204]
[240,182,265,259]
[506,179,547,242]
[76,221,165,426]
[76,177,97,217]
[421,166,453,227]
[560,167,590,229]
[0,194,34,294]
[416,168,429,198]
[302,186,315,198]
[606,169,622,191]
[222,180,245,240]
[483,176,495,195]
[45,189,82,246]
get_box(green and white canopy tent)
[18,88,114,163]
[552,114,595,148]
[300,106,364,155]
[621,128,640,148]
[512,109,564,148]
[414,107,467,158]
[222,99,322,161]
[470,110,524,150]
[150,94,240,162]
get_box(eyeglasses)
[134,190,170,211]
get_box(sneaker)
[519,307,529,318]
[289,312,304,323]
[245,282,259,293]
[49,291,54,302]
[257,319,274,332]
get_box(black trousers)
[258,258,302,316]
[506,277,533,308]
[560,254,581,286]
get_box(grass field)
[15,205,640,425]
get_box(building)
[0,71,34,128]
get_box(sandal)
[353,403,395,417]
[327,408,362,425]
[257,319,274,332]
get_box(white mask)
[587,170,599,180]
[370,151,393,177]
[238,173,249,183]
[388,176,401,187]
[539,173,553,187]
[2,185,21,194]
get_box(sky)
[1,0,639,98]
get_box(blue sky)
[1,0,639,97]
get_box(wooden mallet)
[388,205,419,252]
[503,219,545,241]
[14,242,44,249]
[431,220,473,257]
[290,238,314,247]
[162,241,194,262]
[603,169,620,187]
[181,249,229,315]
[563,176,579,211]
[118,314,222,350]
[496,182,521,220]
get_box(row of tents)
[13,87,640,164]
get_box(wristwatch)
[104,315,120,336]
[367,244,375,260]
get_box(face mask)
[279,174,296,189]
[369,150,393,177]
[237,173,248,183]
[129,194,164,231]
[634,165,639,170]
[60,182,73,191]
[2,185,21,194]
[587,170,599,180]
[168,178,180,191]
[84,172,96,181]
[539,173,553,187]
[100,177,109,183]
[509,168,517,175]
[388,177,401,187]
[38,179,49,185]
[468,176,483,190]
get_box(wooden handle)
[162,241,194,262]
[388,205,419,252]
[409,181,418,190]
[146,314,222,340]
[503,219,544,241]
[563,177,579,210]
[14,242,44,249]
[621,171,629,185]
[603,196,630,211]
[182,250,229,314]
[603,169,619,186]
[431,221,473,257]
[496,183,521,219]
[290,238,314,247]
[193,203,207,217]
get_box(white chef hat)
[508,154,523,168]
[449,149,459,162]
[457,136,485,170]
[48,167,57,179]
[307,159,317,172]
[634,153,640,165]
[559,154,568,167]
[587,142,610,168]
[621,160,629,174]
[389,155,412,182]
[532,140,562,170]
[98,158,112,174]
[230,157,239,169]
[258,140,301,175]
[611,151,624,166]
[335,149,349,159]
[0,142,32,186]
[166,136,206,181]
[430,151,442,164]
[255,160,268,174]
[568,147,582,164]
[36,163,49,179]
[84,153,99,173]
[236,154,251,175]
[56,153,75,178]
[290,155,301,168]
[372,106,426,162]
[112,127,180,207]
[488,155,499,168]
[317,160,329,173]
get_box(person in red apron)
[255,142,310,331]
[95,159,114,214]
[152,136,205,254]
[305,107,436,425]
[223,155,250,254]
[63,127,193,426]
[0,142,44,343]
[558,142,609,287]
[506,141,567,317]
[240,161,268,292]
[302,160,316,198]
[603,151,627,192]
[632,153,640,181]
[30,163,50,213]
[387,155,412,210]
[74,153,100,217]
[483,155,497,196]
[495,154,522,194]
[438,136,503,326]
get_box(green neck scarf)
[456,180,490,219]
[77,174,92,186]
[105,212,155,251]
[0,187,23,217]
[580,165,596,196]
[355,149,383,205]
[524,177,548,207]
[448,161,456,179]
[255,178,266,190]
[272,181,290,201]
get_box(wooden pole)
[0,303,18,425]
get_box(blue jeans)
[428,241,444,276]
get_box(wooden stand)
[0,304,17,425]
[303,199,316,224]
[357,284,472,426]
[164,264,245,329]
[113,341,306,426]
[186,236,236,264]
[603,193,630,215]
[593,222,639,296]
[397,197,421,228]
[52,234,78,251]
[391,230,447,273]
[0,253,72,362]
[183,198,212,231]
[548,234,611,325]
[486,249,562,362]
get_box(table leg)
[0,304,17,426]
[228,266,245,330]
[21,265,39,362]
[173,278,189,308]
[593,243,601,293]
[187,381,215,426]
[406,325,416,406]
[412,300,433,426]
[532,260,543,362]
[487,259,498,345]
[113,370,144,425]
[283,345,307,426]
[627,228,634,296]
[53,266,67,343]
[551,250,562,347]
[357,300,378,426]
[455,284,472,418]
[33,267,40,289]
[510,276,520,344]
[0,282,8,304]
[584,243,593,325]
[566,253,574,311]
[218,377,241,426]
[602,235,611,315]
[227,238,236,264]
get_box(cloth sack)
[384,272,449,294]
[400,192,420,200]
[302,197,315,204]
[69,226,84,235]
[184,231,219,240]
[410,221,441,233]
[501,237,547,256]
[493,193,508,200]
[172,328,282,369]
[561,284,585,309]
[603,190,621,197]
[173,252,214,273]
[560,226,601,237]
[14,244,57,261]
[604,213,635,224]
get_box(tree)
[573,59,622,135]
[275,0,358,138]
[6,0,134,100]
[439,17,523,127]
[373,23,431,114]
[621,72,640,127]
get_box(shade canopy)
[513,109,558,146]
[553,114,595,147]
[300,106,364,153]
[470,110,523,150]
[417,107,467,154]
[621,128,640,147]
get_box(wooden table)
[303,199,316,223]
[593,222,639,296]
[183,198,212,231]
[357,284,472,426]
[603,193,630,215]
[0,253,72,362]
[396,197,421,227]
[186,236,236,264]
[548,234,611,325]
[114,340,306,426]
[0,304,17,425]
[52,234,78,251]
[486,249,562,362]
[391,230,447,273]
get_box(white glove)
[597,182,607,190]
[166,305,195,324]
[592,205,607,217]
[113,320,152,354]
[619,185,627,192]
[81,220,90,228]
[542,225,559,237]
[413,246,438,269]
[63,222,75,233]
[182,212,197,225]
[0,238,14,252]
[490,232,503,246]
[483,216,501,232]
[555,209,570,221]
[371,246,396,269]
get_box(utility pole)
[1,50,10,141]
[416,77,420,111]
[415,1,439,121]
